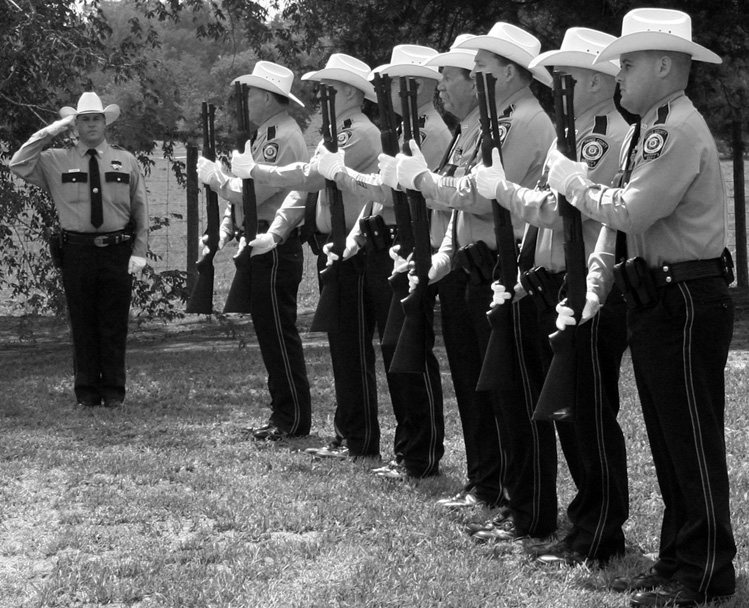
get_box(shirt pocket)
[60,171,88,204]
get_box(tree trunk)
[732,118,747,287]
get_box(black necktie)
[87,148,103,228]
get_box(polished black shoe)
[374,462,409,480]
[524,538,568,557]
[535,544,595,568]
[250,424,289,441]
[437,490,487,509]
[611,567,672,593]
[629,581,727,607]
[465,505,512,535]
[306,443,350,459]
[103,399,123,408]
[472,519,519,542]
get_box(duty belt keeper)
[521,266,562,311]
[359,215,395,252]
[652,249,734,288]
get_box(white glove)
[427,251,452,284]
[231,141,256,179]
[489,281,512,307]
[248,232,279,257]
[128,255,147,275]
[197,157,229,188]
[45,115,76,137]
[546,149,587,197]
[389,244,409,275]
[322,237,360,265]
[554,292,601,331]
[199,233,229,255]
[378,153,399,190]
[396,140,429,190]
[407,267,419,293]
[317,148,346,180]
[475,148,507,200]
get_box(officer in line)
[547,8,736,607]
[10,92,148,408]
[196,61,313,441]
[474,29,630,565]
[231,54,386,461]
[315,45,451,480]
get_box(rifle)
[309,84,347,333]
[474,72,520,392]
[532,72,583,421]
[224,82,259,313]
[186,102,220,314]
[374,72,415,351]
[389,77,432,373]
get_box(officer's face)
[471,49,508,93]
[438,67,476,119]
[617,51,658,116]
[246,86,269,126]
[76,113,106,147]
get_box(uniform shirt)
[215,110,309,239]
[493,99,628,272]
[573,91,728,268]
[10,134,149,258]
[259,108,381,239]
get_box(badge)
[337,130,353,147]
[498,121,511,145]
[580,136,609,169]
[111,160,122,170]
[642,128,669,161]
[263,143,279,162]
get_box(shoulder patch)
[415,129,427,147]
[642,128,669,161]
[579,136,609,169]
[497,121,511,145]
[263,142,280,162]
[337,130,353,147]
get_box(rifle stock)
[224,82,258,313]
[532,72,584,422]
[474,72,520,391]
[186,102,220,314]
[310,85,346,333]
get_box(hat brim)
[302,68,377,102]
[457,36,553,87]
[530,50,620,77]
[423,51,476,72]
[60,104,120,125]
[231,74,305,107]
[370,63,441,81]
[596,32,721,64]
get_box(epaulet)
[655,104,670,126]
[592,115,608,135]
[110,144,125,150]
[267,125,277,140]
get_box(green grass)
[1,296,749,607]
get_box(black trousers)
[61,240,132,405]
[250,234,311,436]
[629,278,735,598]
[322,246,444,470]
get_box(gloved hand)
[427,251,452,284]
[322,237,360,266]
[317,148,346,180]
[555,292,601,331]
[231,141,256,179]
[248,232,279,257]
[199,233,229,256]
[546,149,587,197]
[396,140,429,190]
[489,281,512,307]
[128,255,147,275]
[475,148,507,200]
[378,153,399,190]
[45,115,76,137]
[197,157,229,188]
[389,244,409,274]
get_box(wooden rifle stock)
[310,85,347,333]
[474,72,520,391]
[224,82,259,313]
[186,102,220,314]
[390,77,432,373]
[533,72,584,421]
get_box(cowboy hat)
[60,92,120,125]
[370,45,441,80]
[596,8,721,64]
[529,28,620,77]
[232,61,305,107]
[455,22,554,87]
[302,54,377,102]
[424,34,478,72]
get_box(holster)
[49,232,64,269]
[359,215,395,252]
[520,266,562,311]
[613,257,658,309]
[455,241,496,285]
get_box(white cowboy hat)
[596,8,721,64]
[232,61,305,107]
[60,92,120,125]
[424,34,478,72]
[455,22,554,87]
[370,45,441,80]
[302,53,377,102]
[529,28,620,77]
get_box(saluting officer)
[196,61,312,440]
[10,92,148,408]
[547,9,736,607]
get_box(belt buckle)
[93,235,109,247]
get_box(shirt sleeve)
[128,158,149,258]
[9,129,54,190]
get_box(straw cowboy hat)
[370,45,441,80]
[596,8,722,64]
[231,61,305,107]
[302,54,377,102]
[59,92,120,125]
[456,22,554,87]
[424,34,478,72]
[529,28,620,77]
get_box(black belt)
[652,257,725,288]
[63,229,132,247]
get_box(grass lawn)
[1,288,748,607]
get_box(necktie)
[87,148,103,228]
